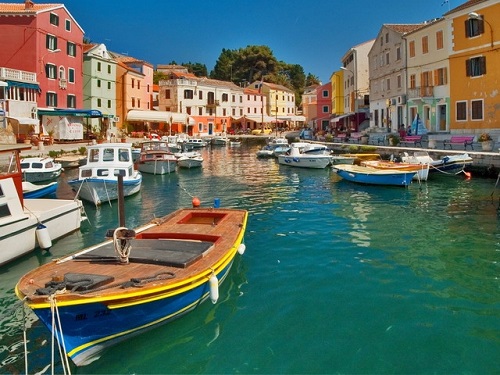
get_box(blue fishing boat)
[16,204,248,367]
[333,164,416,187]
[22,181,58,198]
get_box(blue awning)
[38,108,103,118]
[6,80,40,91]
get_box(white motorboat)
[229,140,241,147]
[256,145,275,158]
[175,151,204,168]
[160,135,182,153]
[185,138,208,148]
[20,156,62,182]
[268,137,289,147]
[68,143,142,206]
[212,134,229,146]
[277,142,332,169]
[135,140,177,175]
[401,151,473,177]
[0,144,84,266]
[330,155,357,165]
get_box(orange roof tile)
[0,2,61,14]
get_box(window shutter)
[480,56,486,74]
[434,69,438,85]
[465,20,470,37]
[465,59,471,77]
[478,19,485,34]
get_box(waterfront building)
[301,84,319,129]
[447,0,500,139]
[404,17,448,133]
[83,43,118,138]
[0,1,84,112]
[237,87,269,133]
[0,67,39,144]
[339,39,374,132]
[112,52,153,134]
[315,82,332,132]
[329,70,345,129]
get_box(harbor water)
[0,140,499,374]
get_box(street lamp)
[468,12,494,48]
[39,48,61,74]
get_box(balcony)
[0,67,37,83]
[206,100,219,109]
[407,86,434,99]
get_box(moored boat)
[176,151,204,168]
[0,144,84,266]
[401,151,473,177]
[67,143,142,206]
[16,203,248,367]
[135,140,177,175]
[361,159,429,181]
[333,164,417,187]
[277,142,331,169]
[20,156,62,182]
[22,181,58,198]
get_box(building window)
[396,46,401,61]
[465,17,484,38]
[385,33,389,43]
[131,78,134,88]
[186,107,191,115]
[108,82,111,90]
[466,56,486,77]
[409,41,415,58]
[65,19,71,31]
[386,78,390,91]
[422,36,429,54]
[67,42,76,57]
[45,64,57,79]
[374,109,379,126]
[198,90,203,100]
[397,75,402,88]
[322,105,329,113]
[138,81,140,90]
[422,71,432,87]
[46,92,57,107]
[97,62,101,72]
[199,107,203,115]
[49,13,59,26]
[107,65,111,74]
[165,89,170,99]
[132,98,135,107]
[66,68,74,83]
[436,30,444,49]
[67,95,76,108]
[456,101,467,121]
[46,35,57,50]
[97,80,101,88]
[138,99,141,108]
[435,67,448,85]
[97,98,102,108]
[107,100,111,108]
[222,93,228,102]
[471,99,483,120]
[184,90,194,99]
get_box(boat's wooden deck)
[17,208,247,304]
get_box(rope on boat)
[46,293,72,375]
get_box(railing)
[0,67,37,83]
[407,86,434,99]
[206,100,219,108]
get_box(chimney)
[25,0,34,10]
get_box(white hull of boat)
[137,160,176,174]
[0,179,83,266]
[68,177,142,206]
[277,154,331,169]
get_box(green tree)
[305,73,321,86]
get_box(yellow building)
[448,0,500,134]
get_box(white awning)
[126,110,190,124]
[7,116,39,126]
[277,115,306,122]
[244,115,275,123]
[330,114,351,123]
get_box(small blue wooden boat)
[333,164,417,187]
[16,204,248,367]
[22,181,58,198]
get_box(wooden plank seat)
[400,135,423,147]
[443,135,474,150]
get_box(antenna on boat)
[118,175,125,227]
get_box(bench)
[400,135,423,147]
[443,135,474,150]
[369,133,387,145]
[348,132,363,143]
[333,133,347,142]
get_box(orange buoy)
[192,197,201,207]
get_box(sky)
[10,0,457,83]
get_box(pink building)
[0,1,84,110]
[315,82,332,131]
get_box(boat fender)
[237,243,246,255]
[36,223,52,250]
[192,197,201,207]
[209,274,219,304]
